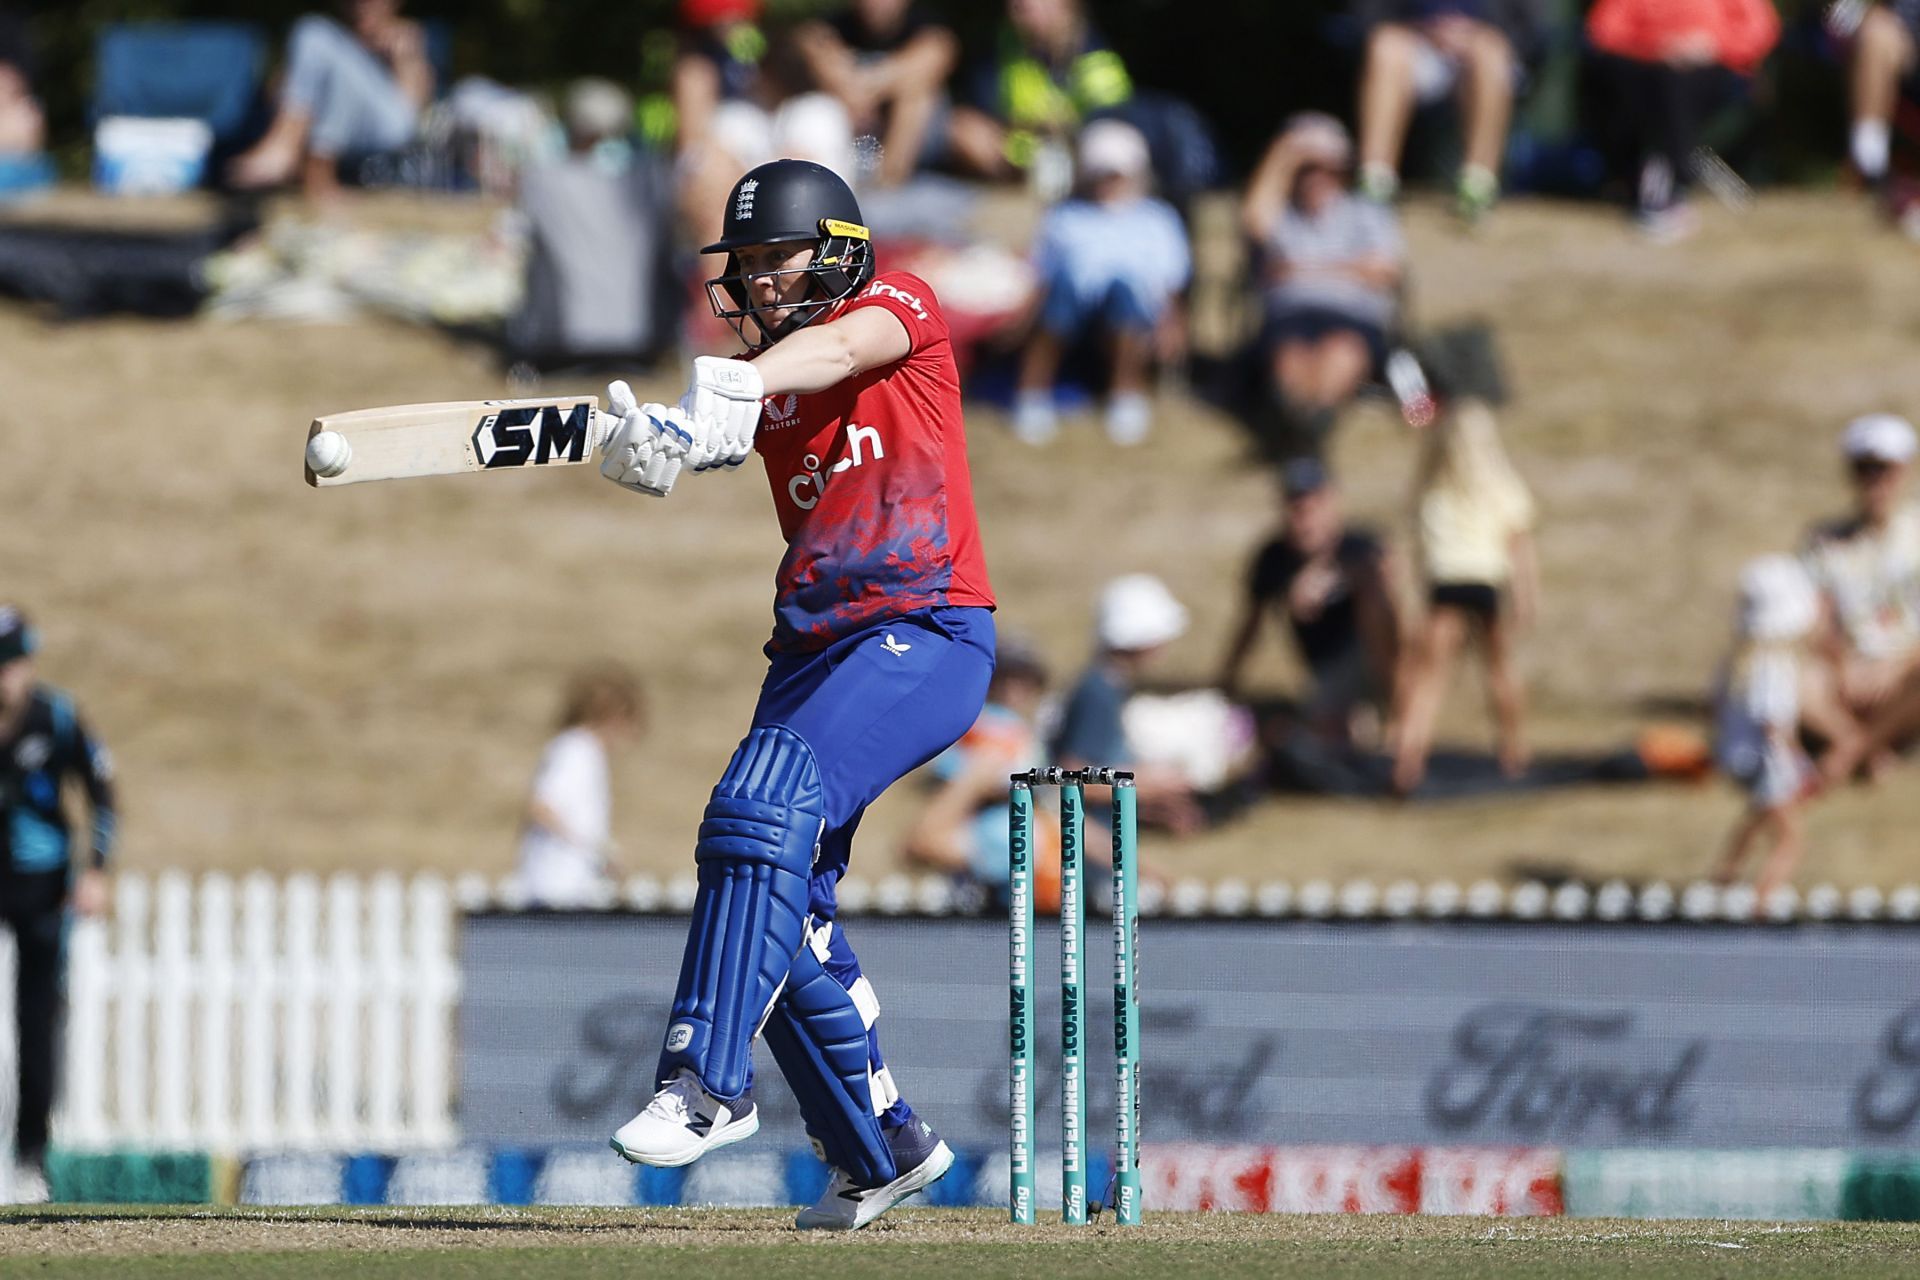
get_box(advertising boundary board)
[459,913,1920,1154]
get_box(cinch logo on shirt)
[787,422,885,511]
[862,280,929,320]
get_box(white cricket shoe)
[609,1069,759,1168]
[795,1121,954,1231]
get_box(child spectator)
[672,0,856,246]
[228,0,434,200]
[1055,575,1204,834]
[903,637,1058,908]
[1802,413,1920,765]
[795,0,959,187]
[514,665,643,909]
[1219,459,1404,747]
[1012,119,1190,447]
[1709,557,1831,902]
[1585,0,1780,240]
[1242,114,1404,458]
[949,0,1133,192]
[1390,400,1539,793]
[1352,0,1546,222]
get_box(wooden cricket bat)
[303,396,605,488]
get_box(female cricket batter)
[596,159,995,1230]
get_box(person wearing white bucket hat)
[1709,556,1850,905]
[1052,575,1203,834]
[1801,413,1920,761]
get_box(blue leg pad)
[762,923,897,1187]
[657,725,822,1100]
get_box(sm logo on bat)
[473,402,594,468]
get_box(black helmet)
[702,159,875,349]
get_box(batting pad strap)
[657,726,823,1101]
[762,936,898,1187]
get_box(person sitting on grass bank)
[1242,114,1404,459]
[228,0,434,201]
[1012,119,1190,448]
[1054,575,1205,835]
[1219,459,1404,749]
[1802,413,1920,775]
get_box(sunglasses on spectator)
[1850,457,1898,479]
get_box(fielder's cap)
[1842,413,1917,464]
[1077,118,1151,182]
[1097,574,1189,652]
[1281,456,1332,498]
[0,605,36,664]
[1736,555,1818,643]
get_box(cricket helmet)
[701,159,874,349]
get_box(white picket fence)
[0,872,461,1154]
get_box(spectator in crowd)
[0,608,115,1204]
[228,0,435,200]
[903,636,1058,907]
[1055,575,1205,834]
[1012,119,1190,448]
[1353,0,1543,223]
[672,0,856,246]
[1391,399,1539,793]
[1845,3,1919,199]
[1709,557,1830,902]
[1802,413,1920,770]
[509,79,678,368]
[514,665,643,909]
[1585,0,1780,241]
[1219,459,1403,747]
[949,0,1133,193]
[0,6,43,157]
[1242,114,1404,459]
[795,0,959,187]
[1824,672,1920,783]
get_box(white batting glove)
[678,355,764,472]
[599,380,691,498]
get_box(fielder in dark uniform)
[0,607,115,1195]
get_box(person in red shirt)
[1586,0,1780,239]
[594,160,995,1231]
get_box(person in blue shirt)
[1014,118,1190,447]
[0,607,115,1199]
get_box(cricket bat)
[303,396,606,488]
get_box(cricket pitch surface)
[3,1206,1917,1278]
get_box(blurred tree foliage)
[11,0,1852,183]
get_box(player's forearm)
[752,325,859,395]
[754,308,910,393]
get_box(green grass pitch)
[3,1207,1919,1278]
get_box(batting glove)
[678,356,763,472]
[599,380,691,498]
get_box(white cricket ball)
[306,430,352,478]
